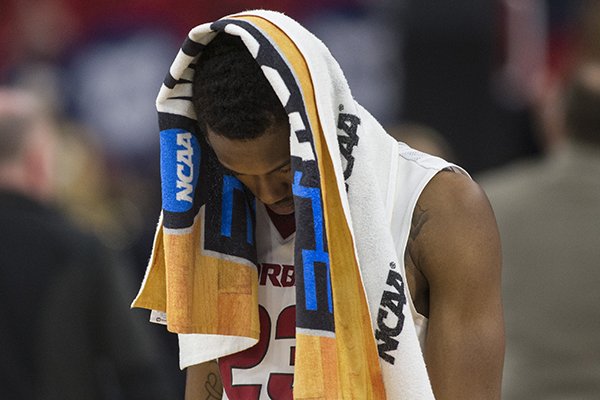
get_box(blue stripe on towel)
[221,175,254,244]
[293,171,332,313]
[160,128,200,213]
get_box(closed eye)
[220,161,291,177]
[277,165,291,174]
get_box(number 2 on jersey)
[219,305,296,400]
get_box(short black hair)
[192,33,288,140]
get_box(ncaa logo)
[160,128,200,212]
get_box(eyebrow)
[224,159,291,176]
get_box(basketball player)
[174,33,504,400]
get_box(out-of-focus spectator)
[305,5,401,124]
[533,0,600,154]
[400,0,505,173]
[479,63,600,399]
[0,88,176,399]
[387,122,456,161]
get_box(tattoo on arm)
[205,372,222,400]
[410,205,429,241]
[406,204,429,265]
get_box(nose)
[247,174,291,205]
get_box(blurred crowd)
[1,0,599,398]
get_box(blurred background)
[1,0,599,399]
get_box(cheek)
[279,172,293,190]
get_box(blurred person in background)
[387,123,457,162]
[0,88,176,399]
[480,62,600,399]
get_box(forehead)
[206,125,291,176]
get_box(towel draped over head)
[133,10,435,399]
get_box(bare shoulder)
[411,170,501,290]
[418,170,493,220]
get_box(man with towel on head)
[132,10,503,400]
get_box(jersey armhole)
[392,161,468,351]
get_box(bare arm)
[185,361,223,400]
[412,171,504,399]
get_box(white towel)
[133,9,435,399]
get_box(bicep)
[185,360,223,400]
[416,172,504,399]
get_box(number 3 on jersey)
[219,305,296,400]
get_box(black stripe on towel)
[164,75,193,90]
[164,72,177,89]
[158,112,199,133]
[182,38,205,57]
[167,96,193,101]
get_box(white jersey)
[218,203,296,400]
[388,143,467,351]
[179,143,463,400]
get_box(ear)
[203,125,215,148]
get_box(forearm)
[185,360,223,400]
